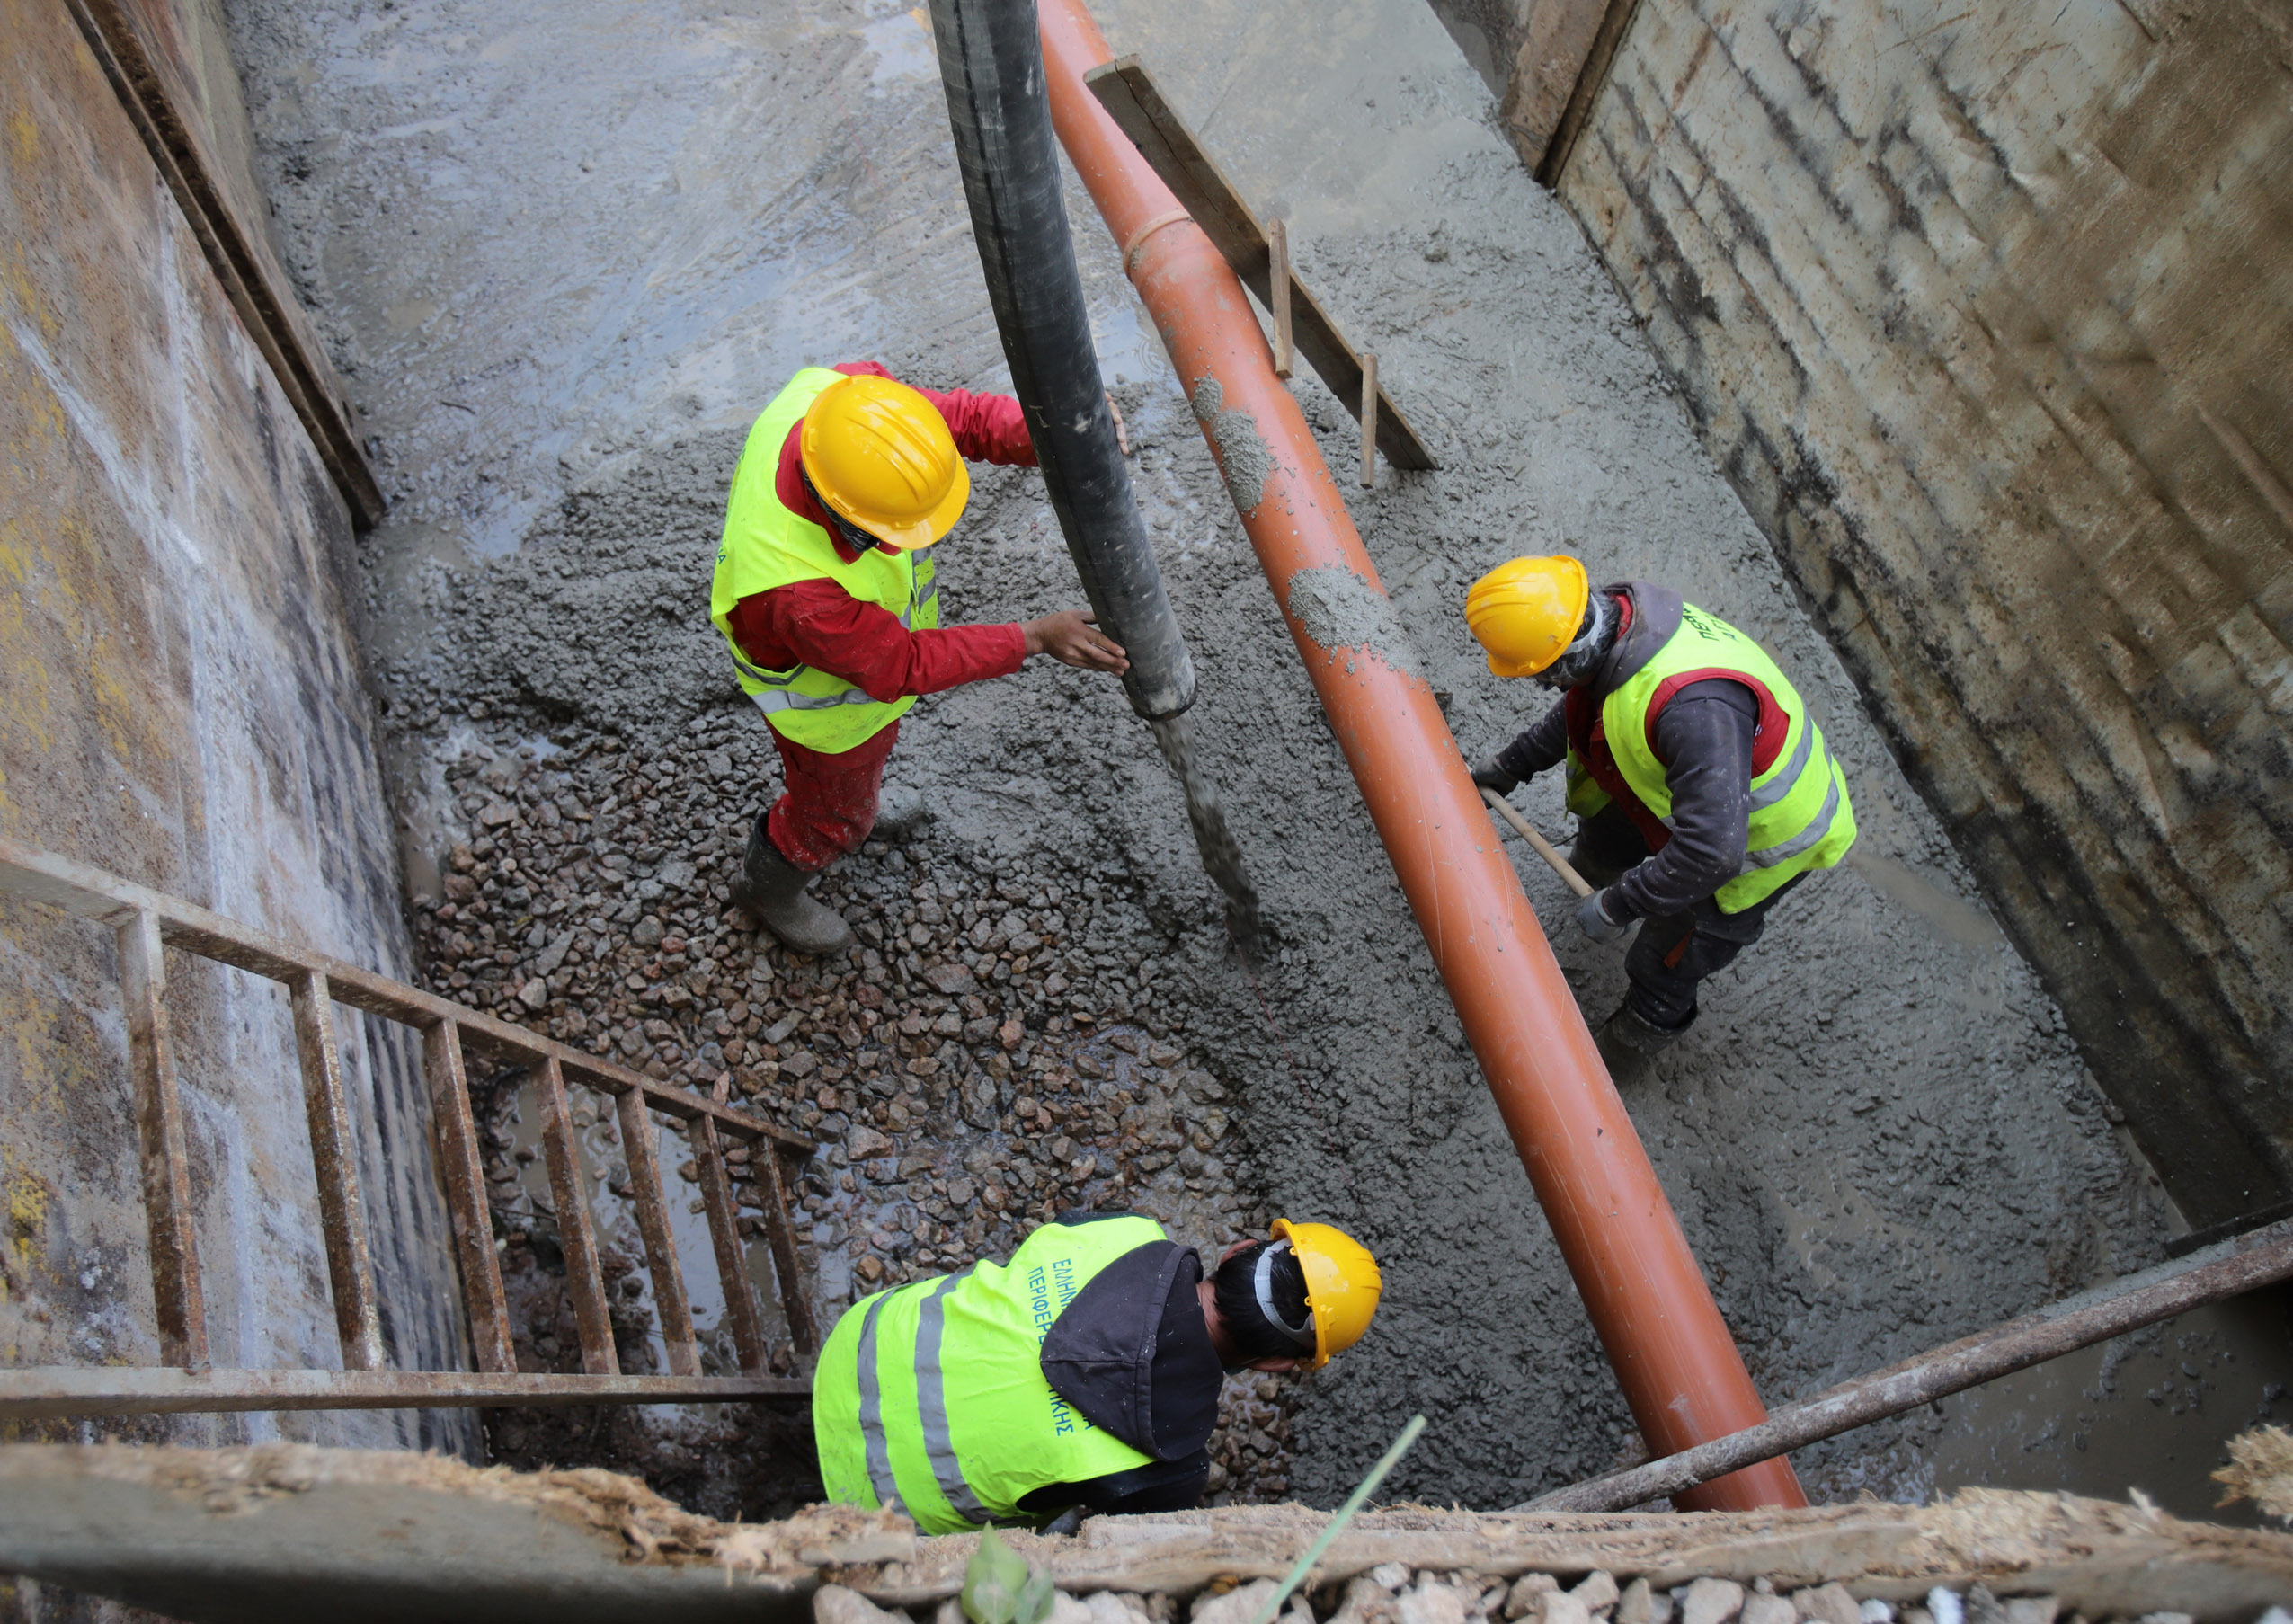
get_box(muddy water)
[225,0,2293,1515]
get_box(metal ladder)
[0,836,817,1418]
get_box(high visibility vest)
[710,367,940,753]
[1564,600,1855,912]
[813,1216,1163,1534]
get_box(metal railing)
[0,836,817,1417]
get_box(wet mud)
[221,0,2269,1518]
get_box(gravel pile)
[408,713,1302,1511]
[828,1573,2217,1624]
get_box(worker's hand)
[1025,609,1130,673]
[1471,757,1521,796]
[1575,888,1631,944]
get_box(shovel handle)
[1480,786,1595,899]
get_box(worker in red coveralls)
[709,362,1127,953]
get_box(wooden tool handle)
[1480,786,1595,898]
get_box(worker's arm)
[1476,699,1571,792]
[731,580,1026,702]
[729,583,1125,702]
[1603,679,1757,920]
[834,360,1037,467]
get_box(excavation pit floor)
[222,0,2292,1518]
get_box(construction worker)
[813,1213,1381,1531]
[712,362,1128,954]
[1465,557,1856,1073]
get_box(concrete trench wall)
[0,0,468,1453]
[1478,0,2293,1234]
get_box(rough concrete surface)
[218,0,2246,1515]
[0,0,467,1458]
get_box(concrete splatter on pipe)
[1036,0,1805,1511]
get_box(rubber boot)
[1593,1002,1693,1083]
[728,818,856,955]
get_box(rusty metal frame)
[0,835,820,1417]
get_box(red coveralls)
[724,362,1037,871]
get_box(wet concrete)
[221,0,2290,1514]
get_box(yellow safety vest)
[813,1216,1164,1534]
[710,368,940,752]
[1565,600,1855,911]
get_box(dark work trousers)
[1573,804,1804,1031]
[765,719,900,873]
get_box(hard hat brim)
[1271,1216,1385,1371]
[812,455,969,552]
[1269,1219,1329,1368]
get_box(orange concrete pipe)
[1037,0,1804,1512]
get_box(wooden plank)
[689,1114,769,1374]
[422,1021,516,1374]
[1361,351,1380,488]
[754,1144,820,1360]
[1267,217,1293,379]
[0,1366,807,1418]
[614,1091,699,1378]
[1536,0,1646,188]
[288,971,386,1371]
[1084,57,1438,472]
[56,0,384,524]
[536,1058,618,1375]
[1495,0,1618,176]
[860,1502,2293,1616]
[113,910,206,1371]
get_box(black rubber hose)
[928,0,1195,721]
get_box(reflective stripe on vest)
[1569,601,1855,911]
[855,1289,898,1507]
[915,1270,992,1524]
[814,1217,1164,1533]
[708,369,941,752]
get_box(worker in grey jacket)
[1465,559,1857,1075]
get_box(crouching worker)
[813,1213,1381,1531]
[712,362,1130,954]
[1465,556,1856,1075]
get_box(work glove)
[1575,887,1631,944]
[1471,757,1521,796]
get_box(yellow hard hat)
[1271,1218,1382,1370]
[1464,555,1590,678]
[799,374,972,551]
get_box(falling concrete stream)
[1151,714,1265,951]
